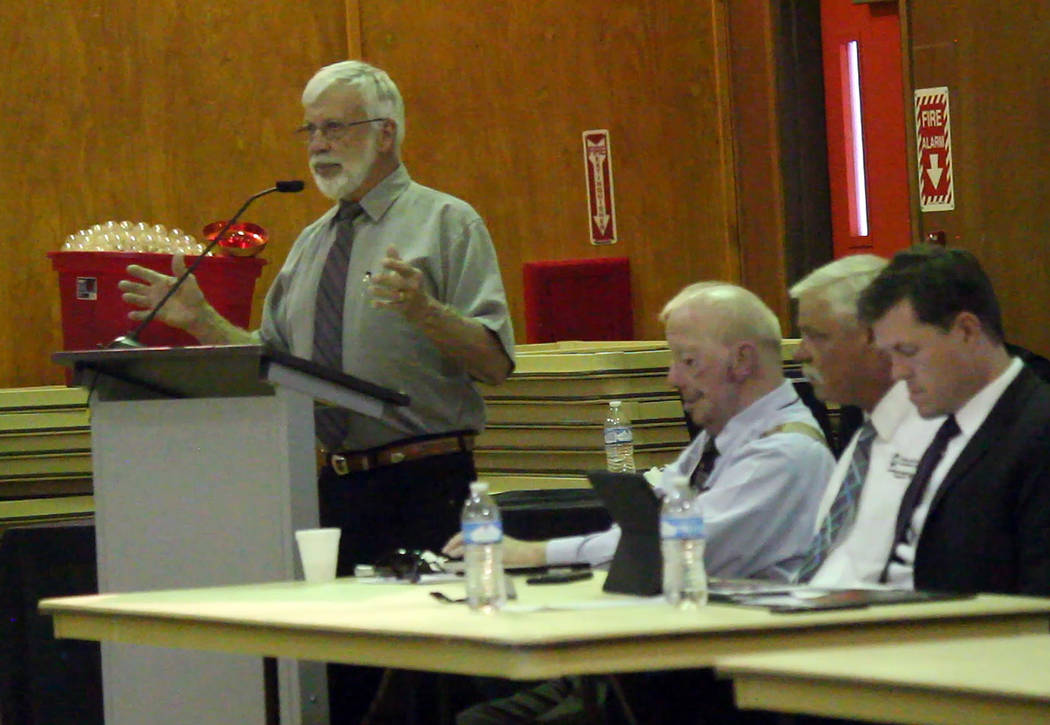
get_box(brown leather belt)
[322,432,475,476]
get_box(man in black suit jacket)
[858,244,1050,596]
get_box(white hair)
[302,60,406,151]
[660,282,782,356]
[789,254,888,319]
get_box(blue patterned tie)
[313,201,362,449]
[795,420,877,582]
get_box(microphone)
[275,180,305,193]
[110,180,304,348]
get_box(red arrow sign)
[583,130,618,245]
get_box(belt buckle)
[331,454,350,476]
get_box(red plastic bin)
[48,251,266,349]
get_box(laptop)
[586,470,663,596]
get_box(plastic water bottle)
[604,400,636,473]
[461,481,507,612]
[660,476,708,606]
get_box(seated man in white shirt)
[450,282,834,725]
[445,281,835,580]
[788,254,943,586]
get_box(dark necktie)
[689,437,720,492]
[795,420,877,582]
[313,201,363,450]
[880,414,961,582]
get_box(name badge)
[888,453,919,479]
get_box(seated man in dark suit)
[857,243,1050,595]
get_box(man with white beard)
[121,60,515,722]
[120,60,514,568]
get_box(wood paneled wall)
[903,0,1050,355]
[1,0,348,387]
[2,0,802,387]
[356,0,741,344]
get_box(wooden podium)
[53,345,408,725]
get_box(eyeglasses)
[294,118,387,144]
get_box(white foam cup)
[294,528,341,582]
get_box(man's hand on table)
[442,532,547,568]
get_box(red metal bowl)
[202,221,269,257]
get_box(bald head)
[662,282,785,435]
[660,282,783,369]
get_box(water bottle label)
[660,516,704,540]
[604,426,633,444]
[463,520,503,545]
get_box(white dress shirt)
[546,380,835,580]
[808,381,943,588]
[885,357,1023,587]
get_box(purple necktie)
[879,414,960,582]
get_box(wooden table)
[39,574,1050,682]
[718,633,1050,725]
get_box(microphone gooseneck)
[109,181,304,349]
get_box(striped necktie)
[795,420,877,583]
[313,201,363,450]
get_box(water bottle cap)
[469,481,490,495]
[669,474,690,491]
[609,400,622,408]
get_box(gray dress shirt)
[260,165,515,450]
